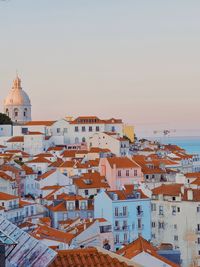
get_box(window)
[197,207,200,213]
[22,128,28,134]
[1,202,4,207]
[57,128,60,133]
[138,218,142,229]
[75,137,79,144]
[126,170,129,176]
[31,206,34,215]
[115,234,119,243]
[158,222,164,229]
[124,233,128,242]
[172,196,176,201]
[174,235,178,241]
[14,108,19,117]
[111,126,115,132]
[152,222,156,228]
[198,238,200,244]
[134,170,137,176]
[172,206,176,215]
[64,128,68,133]
[159,206,164,215]
[174,224,177,230]
[177,207,180,212]
[114,207,119,216]
[152,233,156,239]
[82,126,86,132]
[24,108,27,117]
[96,126,100,132]
[85,190,89,196]
[151,203,156,211]
[118,170,121,177]
[82,137,86,143]
[115,220,119,227]
[123,206,127,216]
[198,224,200,232]
[89,126,92,132]
[75,126,79,132]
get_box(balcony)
[114,212,128,218]
[137,211,143,217]
[114,226,129,232]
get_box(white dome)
[4,77,31,106]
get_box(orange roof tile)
[7,136,24,143]
[152,184,183,197]
[37,170,56,180]
[0,171,14,181]
[107,157,139,169]
[117,236,179,267]
[27,156,52,164]
[0,192,18,200]
[50,247,134,267]
[24,121,56,126]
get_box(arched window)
[5,108,9,117]
[24,108,27,117]
[82,137,86,143]
[75,137,79,144]
[14,108,19,117]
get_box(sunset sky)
[0,1,200,136]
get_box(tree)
[0,113,12,125]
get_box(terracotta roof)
[0,171,14,181]
[107,157,139,169]
[61,150,76,158]
[7,136,24,143]
[89,147,110,153]
[41,185,63,190]
[24,121,56,126]
[107,185,149,200]
[27,156,52,164]
[34,153,54,158]
[49,159,63,168]
[152,184,183,197]
[37,170,56,180]
[0,192,18,200]
[50,247,134,267]
[21,164,35,175]
[31,224,74,243]
[185,172,200,178]
[73,172,110,189]
[117,236,179,267]
[27,131,44,135]
[59,161,75,168]
[70,116,122,125]
[47,146,64,151]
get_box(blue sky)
[0,1,200,136]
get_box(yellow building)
[123,125,135,143]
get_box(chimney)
[187,189,193,201]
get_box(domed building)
[4,76,32,123]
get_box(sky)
[0,0,200,137]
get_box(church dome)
[4,76,31,106]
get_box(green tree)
[0,113,12,125]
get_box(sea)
[149,136,200,156]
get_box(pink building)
[99,157,143,190]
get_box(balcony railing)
[114,212,128,218]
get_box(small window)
[85,189,89,195]
[75,126,79,132]
[174,235,178,241]
[96,126,100,132]
[89,126,92,132]
[118,170,121,177]
[82,126,86,132]
[126,170,129,176]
